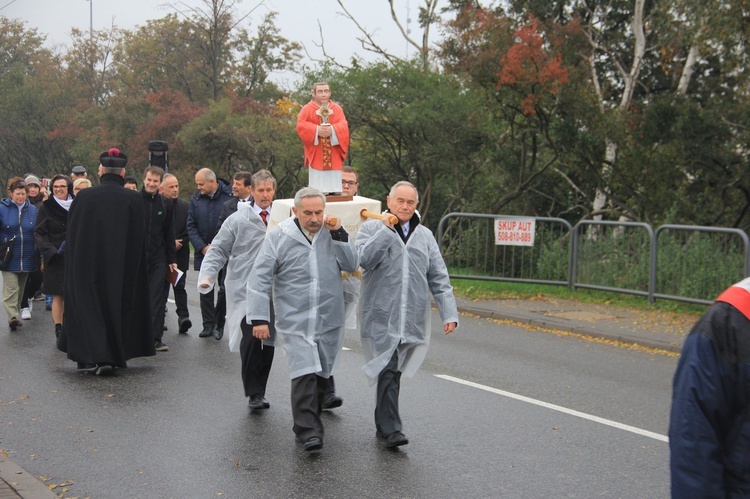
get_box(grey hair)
[294,187,326,209]
[252,169,277,190]
[163,173,176,181]
[389,181,419,202]
[197,168,216,182]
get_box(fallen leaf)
[552,426,560,430]
[0,449,8,458]
[106,393,115,398]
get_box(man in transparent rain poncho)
[247,187,358,452]
[356,181,459,448]
[197,170,277,410]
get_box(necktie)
[402,226,409,238]
[260,210,268,226]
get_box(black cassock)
[60,174,155,366]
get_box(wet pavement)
[1,286,700,497]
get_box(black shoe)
[8,317,22,331]
[322,393,343,410]
[155,341,169,352]
[178,317,192,334]
[384,432,409,448]
[94,364,114,376]
[213,326,224,340]
[248,395,269,411]
[303,436,323,452]
[199,327,214,338]
[163,324,168,331]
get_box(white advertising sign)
[494,217,535,246]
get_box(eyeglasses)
[341,180,358,187]
[52,185,68,190]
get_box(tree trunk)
[589,0,646,219]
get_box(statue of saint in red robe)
[296,83,350,194]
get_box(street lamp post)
[88,0,93,38]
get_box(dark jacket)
[141,189,176,266]
[669,285,750,497]
[0,198,38,273]
[215,196,240,238]
[33,197,69,294]
[170,197,190,271]
[187,178,232,270]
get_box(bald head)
[195,168,218,196]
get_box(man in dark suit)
[161,173,192,334]
[215,171,253,233]
[140,167,177,352]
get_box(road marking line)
[435,374,668,443]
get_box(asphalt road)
[0,273,677,498]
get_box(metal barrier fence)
[571,220,654,298]
[652,225,750,305]
[437,213,750,305]
[436,213,573,286]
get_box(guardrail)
[437,213,750,305]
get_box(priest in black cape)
[59,148,155,374]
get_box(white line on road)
[435,374,668,443]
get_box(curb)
[457,304,683,354]
[0,456,57,499]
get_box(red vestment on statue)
[296,100,350,171]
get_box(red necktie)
[260,210,268,226]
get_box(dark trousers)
[325,376,336,395]
[291,373,328,441]
[147,261,168,342]
[239,318,275,397]
[21,269,43,309]
[166,271,189,319]
[375,350,403,437]
[199,267,226,329]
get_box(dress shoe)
[178,317,192,334]
[248,395,270,411]
[303,436,323,452]
[322,393,343,410]
[8,317,22,331]
[94,364,114,376]
[384,432,409,448]
[213,326,224,340]
[198,327,214,338]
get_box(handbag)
[0,236,16,271]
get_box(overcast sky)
[1,0,447,86]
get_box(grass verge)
[451,278,707,317]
